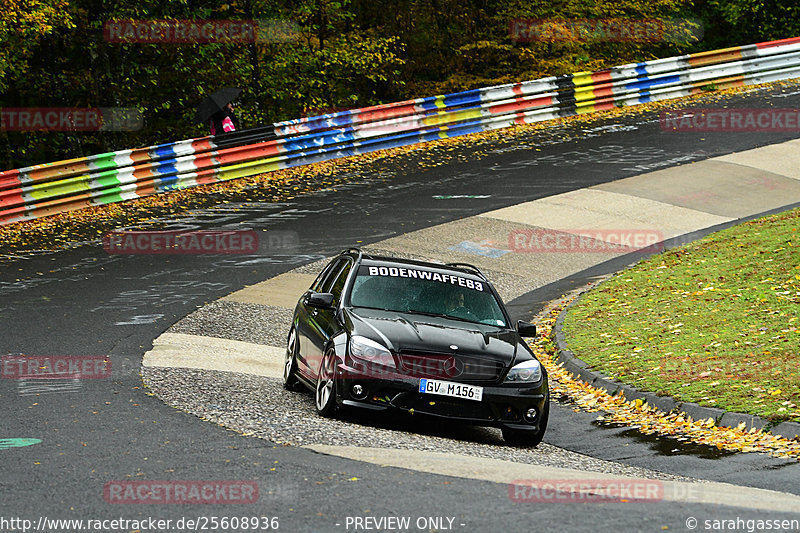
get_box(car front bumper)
[334,362,548,432]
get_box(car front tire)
[283,328,301,391]
[315,348,338,417]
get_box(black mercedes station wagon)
[284,249,549,446]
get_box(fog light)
[351,384,366,399]
[524,408,538,423]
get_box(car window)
[349,265,507,327]
[313,258,346,293]
[329,261,352,303]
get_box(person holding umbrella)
[210,103,238,135]
[195,87,242,136]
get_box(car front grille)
[397,350,503,383]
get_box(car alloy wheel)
[283,328,300,390]
[315,348,338,417]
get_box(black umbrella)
[194,87,242,124]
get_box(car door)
[304,258,352,376]
[295,258,342,377]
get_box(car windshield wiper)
[356,307,496,327]
[404,309,482,324]
[352,305,398,313]
[404,309,450,319]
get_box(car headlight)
[505,359,542,383]
[350,336,395,367]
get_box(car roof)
[340,248,488,282]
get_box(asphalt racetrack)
[3,84,800,532]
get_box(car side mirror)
[307,292,335,309]
[516,321,537,337]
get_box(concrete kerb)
[552,270,800,442]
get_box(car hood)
[345,307,521,366]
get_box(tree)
[0,0,73,93]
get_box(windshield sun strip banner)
[359,265,484,292]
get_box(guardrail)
[3,36,800,225]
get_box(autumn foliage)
[2,0,800,170]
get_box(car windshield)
[348,265,508,327]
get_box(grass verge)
[529,294,800,458]
[563,207,800,423]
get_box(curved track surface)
[3,85,800,532]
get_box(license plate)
[418,378,483,402]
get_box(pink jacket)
[210,116,235,135]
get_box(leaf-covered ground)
[563,207,800,424]
[530,294,800,459]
